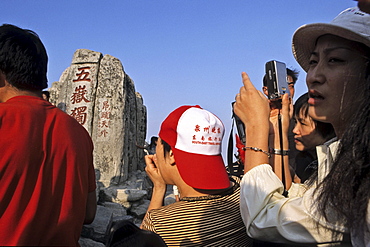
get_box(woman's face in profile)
[293,111,325,151]
[305,34,368,129]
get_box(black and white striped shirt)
[141,176,252,246]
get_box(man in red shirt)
[0,24,96,246]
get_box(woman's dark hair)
[294,93,335,140]
[316,52,370,235]
[0,24,48,90]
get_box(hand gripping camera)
[233,60,290,146]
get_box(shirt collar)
[316,137,339,184]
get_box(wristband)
[243,146,271,158]
[269,148,290,156]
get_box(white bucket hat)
[292,7,370,72]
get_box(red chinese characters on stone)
[102,101,110,111]
[101,112,110,119]
[99,120,109,128]
[69,66,93,126]
[98,100,111,137]
[73,67,91,82]
[71,106,87,125]
[99,129,109,138]
[71,85,90,104]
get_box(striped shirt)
[141,176,252,246]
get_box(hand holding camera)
[233,60,291,146]
[234,72,270,135]
[232,62,291,180]
[265,60,290,102]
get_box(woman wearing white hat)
[234,7,370,246]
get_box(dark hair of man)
[161,138,172,157]
[0,24,48,90]
[316,45,370,236]
[286,68,299,84]
[294,93,335,140]
[262,67,299,87]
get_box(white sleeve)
[288,182,308,197]
[240,164,347,244]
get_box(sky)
[3,0,357,158]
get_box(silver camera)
[265,60,290,100]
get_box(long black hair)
[317,52,370,235]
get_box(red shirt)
[0,96,96,246]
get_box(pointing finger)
[241,72,257,91]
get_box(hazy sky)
[3,0,356,158]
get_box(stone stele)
[49,49,147,187]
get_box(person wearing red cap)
[141,105,252,246]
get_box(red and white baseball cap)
[158,105,230,190]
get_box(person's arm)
[268,94,292,189]
[235,73,346,244]
[234,72,270,172]
[140,155,167,229]
[84,191,97,224]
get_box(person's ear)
[262,86,268,96]
[168,150,176,166]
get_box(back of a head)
[150,136,158,145]
[0,24,48,91]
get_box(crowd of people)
[0,1,369,246]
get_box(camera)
[265,60,290,101]
[232,60,289,146]
[232,103,246,145]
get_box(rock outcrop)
[49,49,170,247]
[79,171,176,246]
[49,49,147,187]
